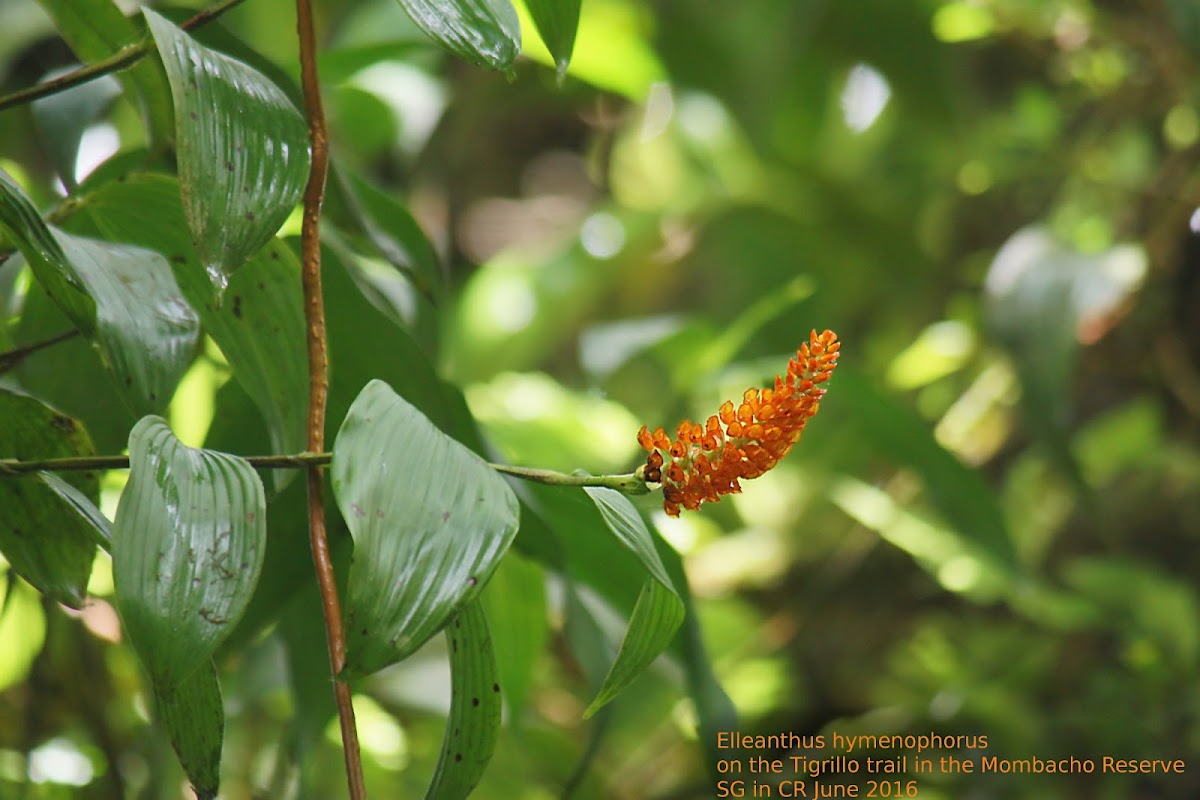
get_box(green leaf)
[35,0,174,143]
[338,169,442,304]
[524,0,581,77]
[985,226,1146,495]
[144,9,310,294]
[395,0,521,72]
[332,380,519,678]
[0,169,200,415]
[581,488,684,716]
[583,579,682,717]
[0,390,98,608]
[321,239,451,434]
[835,368,1019,573]
[154,659,223,800]
[425,599,502,800]
[66,174,308,483]
[584,487,675,589]
[479,551,546,720]
[112,416,266,686]
[11,280,137,454]
[39,471,112,551]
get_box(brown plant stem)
[295,0,366,797]
[0,0,247,114]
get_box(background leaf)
[145,9,310,294]
[478,550,546,721]
[112,416,266,686]
[0,168,200,415]
[395,0,521,73]
[332,379,519,678]
[34,0,174,142]
[66,174,308,481]
[0,390,98,607]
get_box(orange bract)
[637,329,839,517]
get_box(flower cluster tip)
[637,329,839,517]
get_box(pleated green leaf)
[582,487,684,716]
[524,0,581,77]
[425,599,502,800]
[0,390,99,608]
[64,174,308,486]
[144,9,310,295]
[0,169,200,415]
[396,0,521,73]
[35,0,173,143]
[332,380,519,679]
[154,659,224,800]
[112,416,266,686]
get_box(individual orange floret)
[636,329,839,516]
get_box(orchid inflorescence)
[637,329,840,516]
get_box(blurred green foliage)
[2,0,1200,797]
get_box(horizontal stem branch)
[0,452,652,493]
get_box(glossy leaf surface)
[0,169,200,415]
[145,9,310,294]
[0,390,98,607]
[395,0,521,72]
[112,416,266,686]
[66,174,308,478]
[424,599,502,800]
[332,380,519,678]
[524,0,581,76]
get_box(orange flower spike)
[637,329,839,516]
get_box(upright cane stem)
[294,2,367,797]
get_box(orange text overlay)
[711,730,1187,798]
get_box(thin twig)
[294,0,366,797]
[0,452,650,492]
[0,0,247,113]
[0,330,80,375]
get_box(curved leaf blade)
[154,659,223,800]
[112,416,266,686]
[0,390,99,607]
[144,9,310,294]
[581,488,684,716]
[332,380,519,678]
[66,174,308,484]
[396,0,521,72]
[52,230,200,413]
[584,579,683,717]
[0,169,200,414]
[524,0,581,77]
[425,599,502,800]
